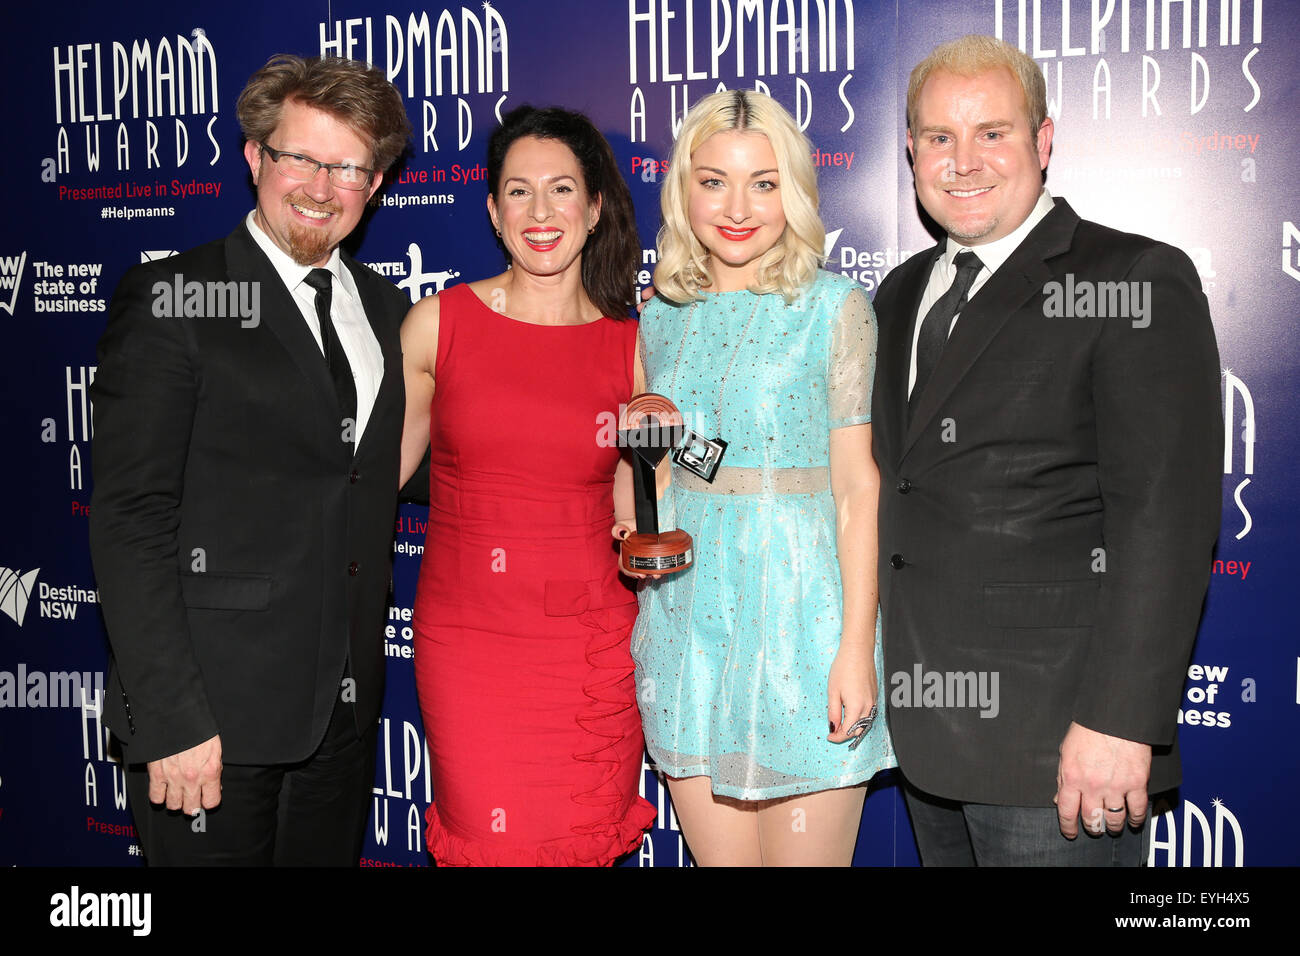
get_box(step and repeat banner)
[1,1,1294,867]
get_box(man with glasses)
[90,55,412,865]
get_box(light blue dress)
[632,269,897,800]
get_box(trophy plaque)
[619,393,694,576]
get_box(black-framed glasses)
[259,143,375,191]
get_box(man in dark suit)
[89,55,411,865]
[872,35,1221,865]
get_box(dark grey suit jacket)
[89,219,408,765]
[872,198,1222,805]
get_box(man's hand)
[1054,721,1150,838]
[147,734,222,814]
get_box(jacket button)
[349,469,359,484]
[897,478,912,494]
[889,554,905,569]
[348,562,359,576]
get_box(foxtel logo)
[0,566,39,626]
[0,251,27,315]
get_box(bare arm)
[826,423,881,742]
[611,336,646,530]
[399,294,439,488]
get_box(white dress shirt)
[245,212,384,445]
[907,189,1057,397]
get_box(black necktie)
[303,268,357,448]
[911,250,983,411]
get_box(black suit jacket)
[872,198,1222,805]
[89,219,408,765]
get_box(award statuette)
[619,393,694,575]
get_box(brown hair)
[906,34,1047,140]
[236,54,411,173]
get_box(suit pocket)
[180,572,272,611]
[983,579,1098,628]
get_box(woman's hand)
[611,520,652,580]
[827,641,879,745]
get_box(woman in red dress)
[399,106,655,865]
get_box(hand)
[637,284,656,316]
[611,520,650,579]
[827,643,878,744]
[147,734,223,814]
[1054,721,1151,838]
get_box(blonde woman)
[624,89,895,865]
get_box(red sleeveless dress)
[413,283,655,865]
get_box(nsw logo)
[0,251,27,315]
[823,227,844,260]
[0,566,40,626]
[1285,222,1300,284]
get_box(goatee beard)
[287,225,334,266]
[285,193,342,265]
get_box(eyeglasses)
[259,143,375,191]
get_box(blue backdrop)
[1,0,1292,867]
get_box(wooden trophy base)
[620,529,693,575]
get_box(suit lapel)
[902,199,1080,459]
[225,220,342,442]
[879,243,941,459]
[343,254,404,461]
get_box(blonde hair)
[654,89,824,303]
[907,34,1047,140]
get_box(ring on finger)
[845,706,878,751]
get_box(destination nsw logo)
[0,566,100,625]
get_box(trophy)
[619,393,694,575]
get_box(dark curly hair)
[487,105,638,320]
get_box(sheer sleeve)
[827,286,878,429]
